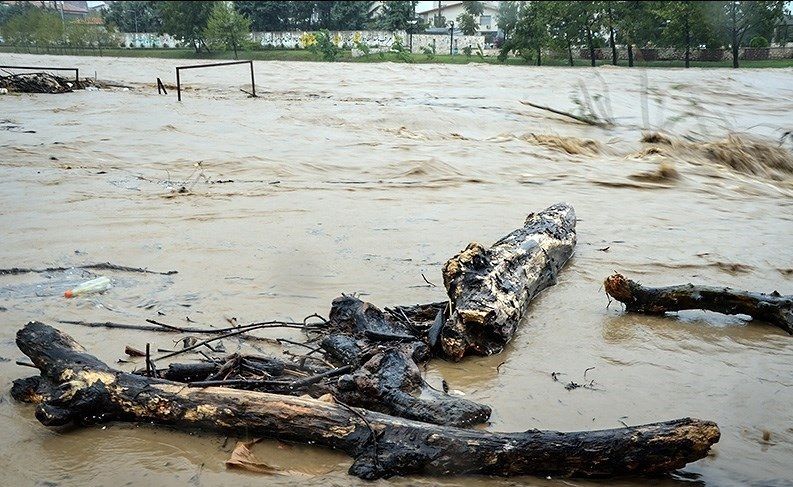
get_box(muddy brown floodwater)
[1,53,792,486]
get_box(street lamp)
[448,20,454,56]
[408,19,418,53]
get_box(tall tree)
[457,1,484,36]
[377,1,417,31]
[156,1,215,52]
[497,1,520,44]
[233,1,291,31]
[205,1,251,58]
[328,1,373,30]
[546,1,586,66]
[103,1,162,33]
[606,2,619,65]
[722,1,784,68]
[580,1,604,67]
[617,1,659,67]
[501,1,551,65]
[657,1,719,68]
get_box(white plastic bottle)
[64,276,111,298]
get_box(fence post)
[249,61,256,97]
[176,68,181,102]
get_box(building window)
[480,15,492,28]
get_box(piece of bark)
[441,203,577,360]
[14,321,720,480]
[604,273,793,334]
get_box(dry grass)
[701,135,793,181]
[526,134,601,155]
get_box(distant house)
[1,1,89,19]
[417,1,500,33]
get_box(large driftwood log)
[440,203,577,360]
[14,322,719,480]
[604,273,793,334]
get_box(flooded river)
[1,53,792,486]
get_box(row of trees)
[498,1,787,68]
[0,4,118,53]
[101,1,425,43]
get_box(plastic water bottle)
[64,276,111,298]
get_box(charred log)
[14,322,720,480]
[604,273,793,334]
[440,203,577,360]
[321,297,491,426]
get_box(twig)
[154,322,322,362]
[520,101,610,127]
[421,273,437,287]
[59,317,322,336]
[0,262,177,276]
[187,365,352,389]
[145,343,152,377]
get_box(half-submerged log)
[320,296,492,426]
[604,273,793,334]
[14,322,719,480]
[440,203,577,360]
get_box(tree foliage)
[205,2,251,58]
[377,1,417,32]
[496,1,520,43]
[499,0,785,68]
[155,1,215,52]
[103,1,162,33]
[457,1,484,36]
[1,7,118,53]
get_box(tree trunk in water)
[604,274,793,334]
[609,29,617,65]
[628,44,634,67]
[587,28,596,67]
[536,45,541,66]
[685,16,691,68]
[731,3,739,68]
[13,322,721,480]
[440,203,576,360]
[732,43,739,68]
[567,40,574,66]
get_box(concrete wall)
[254,30,484,54]
[120,33,180,48]
[116,30,484,54]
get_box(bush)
[421,41,436,60]
[749,36,769,48]
[310,29,340,61]
[463,45,472,58]
[391,34,413,63]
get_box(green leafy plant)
[310,29,341,61]
[463,45,472,58]
[391,34,413,63]
[476,44,485,60]
[421,40,436,60]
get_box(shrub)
[309,30,340,61]
[390,34,413,63]
[421,41,436,60]
[749,36,769,48]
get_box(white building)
[416,1,500,33]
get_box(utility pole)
[449,21,454,55]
